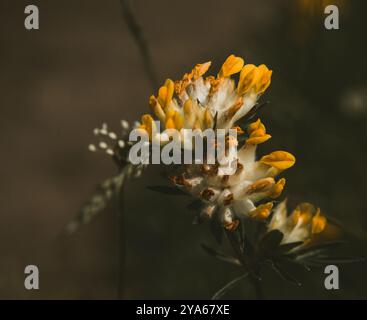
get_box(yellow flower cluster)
[269,201,327,245]
[134,54,328,245]
[140,54,272,135]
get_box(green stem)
[117,183,126,299]
[249,274,263,300]
[225,230,264,300]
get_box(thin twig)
[120,0,159,90]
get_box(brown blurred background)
[0,0,366,299]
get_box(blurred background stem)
[120,0,158,90]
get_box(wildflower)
[140,55,272,140]
[77,53,361,299]
[266,200,327,248]
[252,200,360,274]
[88,120,145,176]
[139,55,295,229]
[67,119,147,234]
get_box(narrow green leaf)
[260,230,284,253]
[270,262,302,286]
[275,241,304,255]
[201,244,242,266]
[211,273,249,300]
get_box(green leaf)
[211,273,249,300]
[294,243,347,262]
[260,230,284,253]
[295,241,345,255]
[201,244,242,266]
[270,261,302,286]
[276,241,304,254]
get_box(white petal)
[268,200,288,231]
[232,198,256,217]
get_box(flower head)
[80,53,360,298]
[267,200,327,248]
[137,55,296,229]
[140,54,273,139]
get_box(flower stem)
[117,182,126,299]
[225,229,264,300]
[249,274,263,300]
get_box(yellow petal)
[165,117,175,129]
[157,86,167,106]
[246,178,275,195]
[192,61,211,80]
[292,202,316,225]
[207,76,223,96]
[251,128,266,137]
[165,108,175,119]
[203,108,213,128]
[312,209,327,234]
[238,64,272,95]
[175,77,190,96]
[164,79,175,107]
[141,114,156,138]
[149,95,157,109]
[183,98,193,114]
[137,124,147,134]
[247,118,260,132]
[250,202,273,220]
[232,126,245,135]
[219,54,244,78]
[253,65,272,94]
[238,64,257,95]
[246,119,270,145]
[260,151,296,170]
[173,112,184,130]
[158,79,175,110]
[296,202,317,215]
[247,118,266,134]
[246,134,272,145]
[193,119,202,129]
[141,114,154,126]
[149,95,165,122]
[269,178,286,199]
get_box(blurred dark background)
[1,0,367,299]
